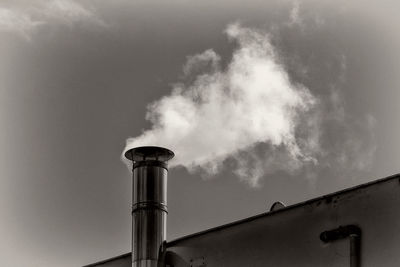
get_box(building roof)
[83,173,400,267]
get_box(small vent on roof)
[270,201,286,212]
[190,257,206,267]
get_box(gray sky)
[1,0,399,266]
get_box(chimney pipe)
[124,146,174,267]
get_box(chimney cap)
[124,146,174,162]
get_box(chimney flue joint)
[124,146,174,267]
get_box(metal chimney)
[124,146,174,267]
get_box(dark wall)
[167,175,400,266]
[85,175,400,266]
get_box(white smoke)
[123,23,318,186]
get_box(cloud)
[0,0,105,40]
[43,0,105,27]
[123,23,317,187]
[285,0,326,30]
[317,91,377,177]
[0,7,43,40]
[289,0,302,26]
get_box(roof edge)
[167,173,400,246]
[82,173,400,265]
[82,252,131,267]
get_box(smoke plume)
[123,23,318,186]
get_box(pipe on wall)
[320,225,361,267]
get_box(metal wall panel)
[84,174,400,267]
[166,175,400,267]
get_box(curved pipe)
[320,225,361,267]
